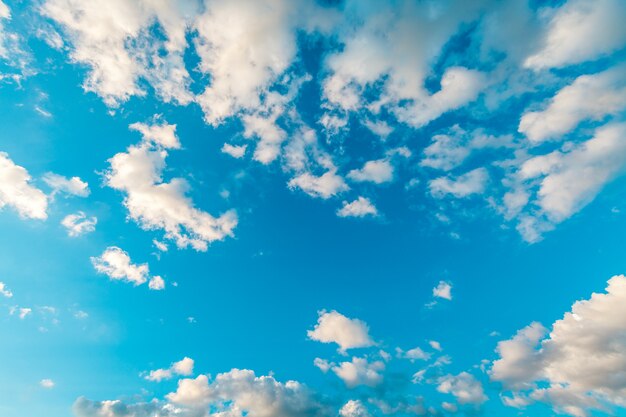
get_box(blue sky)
[1,0,626,416]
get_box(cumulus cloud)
[42,173,89,197]
[429,168,488,199]
[0,152,47,220]
[0,281,12,298]
[347,160,394,184]
[492,275,626,416]
[437,372,487,405]
[525,0,626,69]
[105,119,237,251]
[307,310,374,353]
[166,369,328,417]
[339,400,371,417]
[61,212,97,237]
[221,143,247,159]
[288,170,349,200]
[337,197,378,218]
[330,357,385,388]
[519,65,626,142]
[42,0,196,106]
[91,246,151,287]
[514,122,626,241]
[148,276,165,291]
[433,281,453,301]
[145,357,194,382]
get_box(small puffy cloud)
[347,159,393,184]
[337,197,378,218]
[433,281,453,301]
[339,400,371,417]
[396,346,431,362]
[491,275,626,416]
[145,357,194,382]
[105,119,237,251]
[61,212,97,237]
[91,247,149,286]
[148,276,165,291]
[40,379,55,389]
[152,239,168,252]
[288,170,349,199]
[525,0,626,69]
[519,65,626,142]
[437,372,487,405]
[221,143,247,159]
[74,310,88,320]
[330,357,385,388]
[0,152,47,219]
[0,281,12,298]
[313,357,331,373]
[129,121,180,149]
[429,168,488,198]
[43,173,89,197]
[12,307,32,319]
[429,341,442,351]
[308,310,374,352]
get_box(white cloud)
[307,310,374,353]
[396,346,431,362]
[492,275,626,417]
[433,281,453,301]
[429,168,488,199]
[15,307,31,319]
[40,379,55,389]
[0,281,12,298]
[61,212,97,237]
[339,400,371,417]
[0,152,47,220]
[91,246,149,286]
[148,276,165,291]
[522,122,626,225]
[145,357,194,382]
[105,119,237,251]
[437,372,487,405]
[152,239,168,252]
[288,170,348,200]
[337,197,378,218]
[519,65,626,142]
[43,173,89,197]
[221,143,247,159]
[347,159,394,184]
[166,369,326,416]
[429,341,442,351]
[129,121,181,149]
[330,357,385,388]
[42,0,196,106]
[525,0,626,69]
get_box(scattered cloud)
[42,173,89,197]
[308,310,374,353]
[61,212,97,237]
[337,197,378,218]
[0,152,47,219]
[145,357,194,382]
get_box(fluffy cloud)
[347,160,394,184]
[307,310,374,353]
[429,168,488,198]
[42,173,89,197]
[42,0,196,106]
[492,275,626,416]
[167,369,328,417]
[91,246,151,287]
[0,281,12,298]
[525,0,626,69]
[73,398,174,417]
[336,197,378,218]
[520,122,626,226]
[339,400,370,417]
[519,65,626,142]
[330,357,385,388]
[0,152,47,220]
[437,372,487,405]
[105,120,237,251]
[433,281,453,301]
[145,357,194,382]
[148,276,165,291]
[288,170,349,200]
[61,212,97,237]
[221,143,247,159]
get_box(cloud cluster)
[492,275,626,416]
[105,119,237,251]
